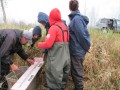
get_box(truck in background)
[96,18,120,33]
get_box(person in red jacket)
[38,8,70,90]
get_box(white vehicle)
[96,18,120,33]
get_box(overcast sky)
[0,0,120,25]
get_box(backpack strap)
[54,24,69,42]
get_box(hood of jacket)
[38,12,49,24]
[49,8,62,26]
[69,10,89,25]
[81,15,89,25]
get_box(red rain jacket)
[38,8,69,49]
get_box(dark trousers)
[71,56,84,90]
[0,63,10,89]
[0,62,10,82]
[1,63,10,76]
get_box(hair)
[69,0,79,11]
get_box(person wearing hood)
[37,12,67,55]
[68,0,91,90]
[38,12,67,33]
[38,12,50,34]
[38,8,70,90]
[37,12,50,62]
[0,26,41,87]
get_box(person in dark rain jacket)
[68,0,91,90]
[38,12,50,34]
[0,26,41,87]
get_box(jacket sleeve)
[0,34,15,64]
[17,45,29,60]
[38,26,57,49]
[73,16,90,51]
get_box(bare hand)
[10,64,20,72]
[27,58,34,64]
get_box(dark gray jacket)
[0,29,28,65]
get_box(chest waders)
[46,25,70,90]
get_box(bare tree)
[0,0,7,23]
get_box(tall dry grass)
[1,24,120,90]
[0,23,34,30]
[84,29,120,90]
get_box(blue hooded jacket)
[68,10,91,57]
[38,12,49,24]
[38,12,67,32]
[38,12,50,33]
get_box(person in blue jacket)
[38,12,50,34]
[68,0,91,90]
